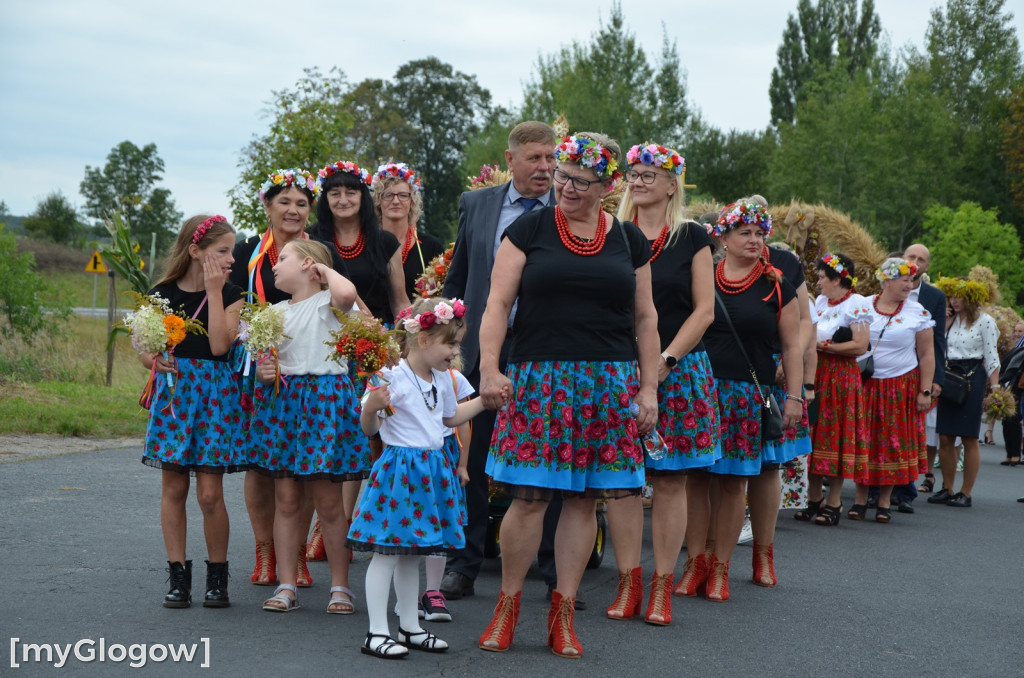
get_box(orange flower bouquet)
[326,310,401,415]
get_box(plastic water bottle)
[629,402,668,460]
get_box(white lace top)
[945,312,1000,376]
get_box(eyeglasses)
[625,169,660,185]
[552,168,598,192]
[382,191,412,203]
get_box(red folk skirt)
[809,351,869,481]
[861,369,927,485]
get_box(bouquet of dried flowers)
[238,299,290,396]
[983,384,1017,422]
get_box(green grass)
[50,271,138,310]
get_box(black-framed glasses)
[625,169,659,185]
[382,191,412,202]
[552,168,598,192]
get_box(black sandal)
[814,503,842,526]
[876,507,892,524]
[361,633,408,659]
[847,504,868,521]
[398,628,449,653]
[794,497,823,522]
[918,474,935,493]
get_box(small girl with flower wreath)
[140,214,246,609]
[251,239,369,615]
[348,296,487,659]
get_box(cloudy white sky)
[2,1,1021,223]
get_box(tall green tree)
[769,0,882,126]
[79,141,182,251]
[23,191,87,247]
[520,2,690,150]
[1003,86,1024,213]
[229,67,356,234]
[386,57,493,241]
[684,120,777,204]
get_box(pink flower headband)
[402,299,466,334]
[192,215,228,244]
[713,202,772,237]
[625,143,685,175]
[316,161,371,190]
[371,162,421,193]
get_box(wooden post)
[105,271,116,386]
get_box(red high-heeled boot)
[478,590,520,652]
[752,541,777,587]
[296,544,312,587]
[644,572,674,625]
[705,555,730,602]
[250,540,277,586]
[605,566,642,619]
[673,553,709,597]
[306,516,326,561]
[548,589,582,659]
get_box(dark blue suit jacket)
[918,281,947,387]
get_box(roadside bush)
[0,224,73,341]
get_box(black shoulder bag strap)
[714,291,770,400]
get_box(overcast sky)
[2,1,1021,224]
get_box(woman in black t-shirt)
[697,201,803,603]
[370,162,445,302]
[308,161,410,325]
[141,214,245,608]
[604,143,719,626]
[476,132,659,658]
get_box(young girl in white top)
[253,240,369,614]
[350,296,486,659]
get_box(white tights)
[365,554,424,639]
[424,554,445,591]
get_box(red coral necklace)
[334,229,366,259]
[828,290,853,307]
[401,227,418,265]
[715,259,761,294]
[555,206,606,256]
[648,225,670,262]
[873,296,903,317]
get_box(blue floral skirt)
[347,445,466,555]
[248,373,370,481]
[486,360,646,499]
[142,358,248,474]
[709,377,773,477]
[649,350,721,475]
[764,382,812,465]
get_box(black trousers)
[1003,413,1023,459]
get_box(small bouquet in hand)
[413,242,455,298]
[239,299,290,396]
[326,310,401,415]
[983,384,1017,422]
[122,291,206,411]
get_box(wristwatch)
[921,389,932,397]
[803,383,815,391]
[661,352,677,368]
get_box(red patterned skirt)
[809,352,869,481]
[861,369,926,485]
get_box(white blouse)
[857,297,935,379]
[814,293,874,352]
[946,312,1001,376]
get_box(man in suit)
[898,243,947,510]
[441,121,572,603]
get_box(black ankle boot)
[164,560,192,608]
[203,561,230,608]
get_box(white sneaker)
[737,516,753,544]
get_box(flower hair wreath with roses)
[402,299,467,334]
[259,168,320,203]
[821,252,858,288]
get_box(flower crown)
[625,143,685,175]
[259,169,320,203]
[875,257,918,282]
[317,161,371,190]
[192,215,228,244]
[402,299,467,335]
[713,202,772,237]
[371,162,421,193]
[821,253,858,288]
[554,134,622,184]
[934,277,990,305]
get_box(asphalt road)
[3,438,1023,677]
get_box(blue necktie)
[518,197,541,212]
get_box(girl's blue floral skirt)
[347,445,466,555]
[142,358,248,474]
[649,350,722,475]
[248,373,370,481]
[486,360,646,500]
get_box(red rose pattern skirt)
[862,369,926,485]
[708,378,771,476]
[809,352,869,481]
[248,373,370,481]
[347,445,466,555]
[142,358,248,474]
[486,360,646,498]
[648,350,721,475]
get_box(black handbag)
[942,361,978,405]
[859,314,894,383]
[715,293,784,442]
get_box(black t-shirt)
[402,230,445,301]
[767,246,804,292]
[306,223,400,323]
[651,222,713,355]
[148,282,243,361]
[505,207,651,362]
[704,274,797,385]
[229,231,349,305]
